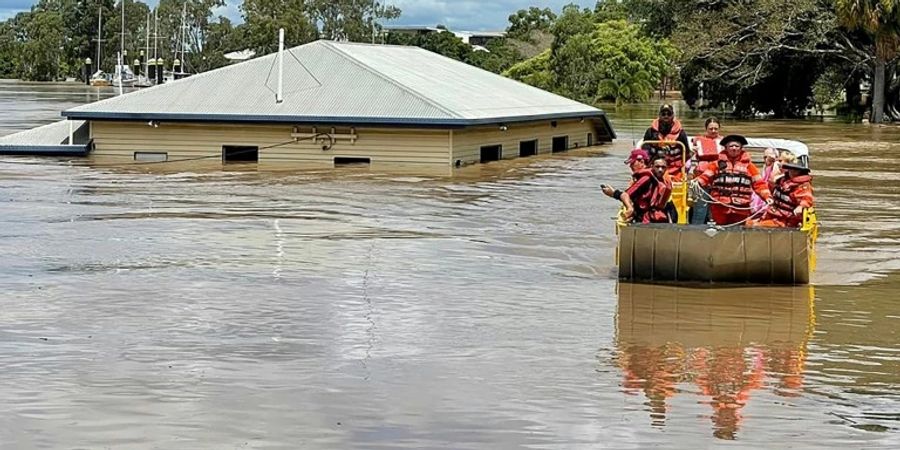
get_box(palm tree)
[835,0,900,123]
[597,70,654,110]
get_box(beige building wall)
[89,118,610,170]
[451,118,602,166]
[90,121,453,169]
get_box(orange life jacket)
[769,174,813,226]
[710,152,755,207]
[647,119,687,176]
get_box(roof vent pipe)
[276,28,284,104]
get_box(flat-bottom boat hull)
[617,223,816,285]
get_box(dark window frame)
[519,139,538,157]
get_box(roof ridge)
[319,41,461,119]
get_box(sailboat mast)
[121,0,125,57]
[153,8,158,60]
[179,2,187,73]
[96,8,102,73]
[145,13,150,78]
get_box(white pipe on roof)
[276,28,284,104]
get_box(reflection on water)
[615,283,814,439]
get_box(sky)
[2,1,597,31]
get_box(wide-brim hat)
[781,162,811,174]
[720,134,748,147]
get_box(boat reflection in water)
[614,283,814,440]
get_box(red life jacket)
[647,119,687,174]
[630,169,673,223]
[710,152,754,206]
[770,174,812,221]
[692,135,721,175]
[692,136,720,161]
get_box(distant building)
[452,31,507,48]
[382,25,443,37]
[3,40,615,173]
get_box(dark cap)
[625,148,650,164]
[781,162,811,174]
[659,104,674,114]
[720,134,748,147]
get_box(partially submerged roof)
[0,120,91,156]
[63,40,614,137]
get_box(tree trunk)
[872,53,886,124]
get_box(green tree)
[20,10,67,81]
[155,0,225,71]
[549,4,596,99]
[503,49,553,90]
[104,1,152,71]
[0,15,25,78]
[312,0,401,42]
[506,7,557,42]
[240,0,318,54]
[671,0,836,117]
[835,0,900,123]
[591,20,677,107]
[465,38,523,73]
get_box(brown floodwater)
[1,81,898,448]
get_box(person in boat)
[770,150,797,185]
[689,117,723,224]
[747,162,814,228]
[641,104,691,181]
[750,147,779,212]
[602,149,673,224]
[693,135,771,226]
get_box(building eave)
[61,110,615,137]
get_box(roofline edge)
[61,111,615,131]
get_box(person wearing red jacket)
[748,162,814,228]
[694,135,771,226]
[603,149,673,223]
[641,104,692,181]
[690,117,723,224]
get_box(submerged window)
[334,157,371,166]
[552,136,569,153]
[519,139,538,157]
[222,145,259,163]
[134,152,168,162]
[480,145,502,163]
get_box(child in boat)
[747,163,814,228]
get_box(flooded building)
[7,40,615,171]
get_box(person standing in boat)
[602,150,673,223]
[747,162,814,228]
[689,117,723,224]
[641,104,691,181]
[694,135,771,226]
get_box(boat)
[90,70,111,87]
[113,64,137,87]
[615,138,818,285]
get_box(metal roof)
[62,40,614,136]
[0,120,91,156]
